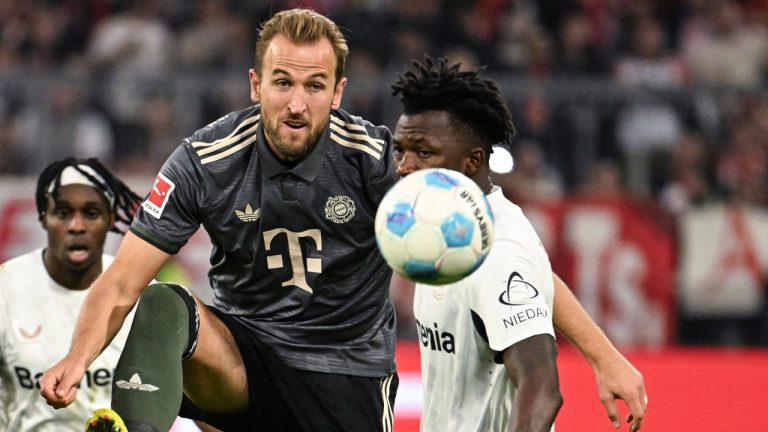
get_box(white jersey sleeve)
[471,236,555,356]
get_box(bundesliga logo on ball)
[375,168,495,285]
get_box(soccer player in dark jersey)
[390,57,647,431]
[42,9,397,432]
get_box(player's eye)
[54,208,72,218]
[308,82,325,92]
[417,149,432,158]
[85,209,102,219]
[275,79,290,88]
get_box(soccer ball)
[375,168,495,285]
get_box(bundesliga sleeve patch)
[142,172,175,219]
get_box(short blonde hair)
[255,8,349,83]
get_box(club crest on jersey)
[142,172,175,219]
[325,195,356,224]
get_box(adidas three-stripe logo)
[329,115,384,160]
[192,114,260,164]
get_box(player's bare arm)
[503,334,562,432]
[40,232,170,408]
[551,274,647,431]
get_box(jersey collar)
[258,119,330,182]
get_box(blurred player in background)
[42,9,399,432]
[0,158,141,431]
[391,57,647,431]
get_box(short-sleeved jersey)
[413,187,556,431]
[0,250,134,432]
[132,106,398,377]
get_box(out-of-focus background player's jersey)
[414,188,556,432]
[131,105,398,377]
[0,251,133,432]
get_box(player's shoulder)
[0,250,42,279]
[0,250,44,302]
[487,189,538,241]
[328,108,391,161]
[181,105,261,168]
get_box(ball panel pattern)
[375,168,495,285]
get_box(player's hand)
[39,357,86,408]
[592,352,647,431]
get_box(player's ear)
[464,146,485,177]
[249,69,261,103]
[331,77,347,109]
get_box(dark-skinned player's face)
[41,184,113,275]
[393,111,474,178]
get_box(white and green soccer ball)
[375,168,495,285]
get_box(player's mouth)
[282,118,308,131]
[67,243,91,264]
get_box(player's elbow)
[512,373,563,431]
[532,372,563,420]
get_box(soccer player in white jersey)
[391,57,647,432]
[0,158,143,431]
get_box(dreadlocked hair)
[391,56,516,158]
[36,158,143,235]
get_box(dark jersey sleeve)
[131,144,205,254]
[363,122,397,205]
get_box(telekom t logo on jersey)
[263,228,322,293]
[142,173,176,219]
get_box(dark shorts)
[179,307,399,432]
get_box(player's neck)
[42,249,101,291]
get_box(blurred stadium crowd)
[0,0,767,347]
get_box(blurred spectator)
[685,0,768,88]
[579,159,625,198]
[117,93,180,177]
[614,16,687,195]
[499,140,563,205]
[177,0,251,70]
[16,79,114,174]
[554,10,607,76]
[615,16,687,86]
[87,0,174,157]
[659,133,713,216]
[717,123,768,206]
[0,117,21,175]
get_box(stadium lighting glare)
[490,145,514,174]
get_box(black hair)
[36,158,142,235]
[391,56,516,157]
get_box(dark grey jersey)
[131,106,397,377]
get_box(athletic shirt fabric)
[131,105,398,377]
[413,187,556,431]
[0,250,134,432]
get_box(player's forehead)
[394,111,460,145]
[262,34,336,81]
[49,184,108,209]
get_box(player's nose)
[395,153,418,178]
[67,213,87,233]
[287,89,307,114]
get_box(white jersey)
[414,187,556,432]
[0,249,134,432]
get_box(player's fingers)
[39,370,64,404]
[599,394,621,429]
[626,402,645,431]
